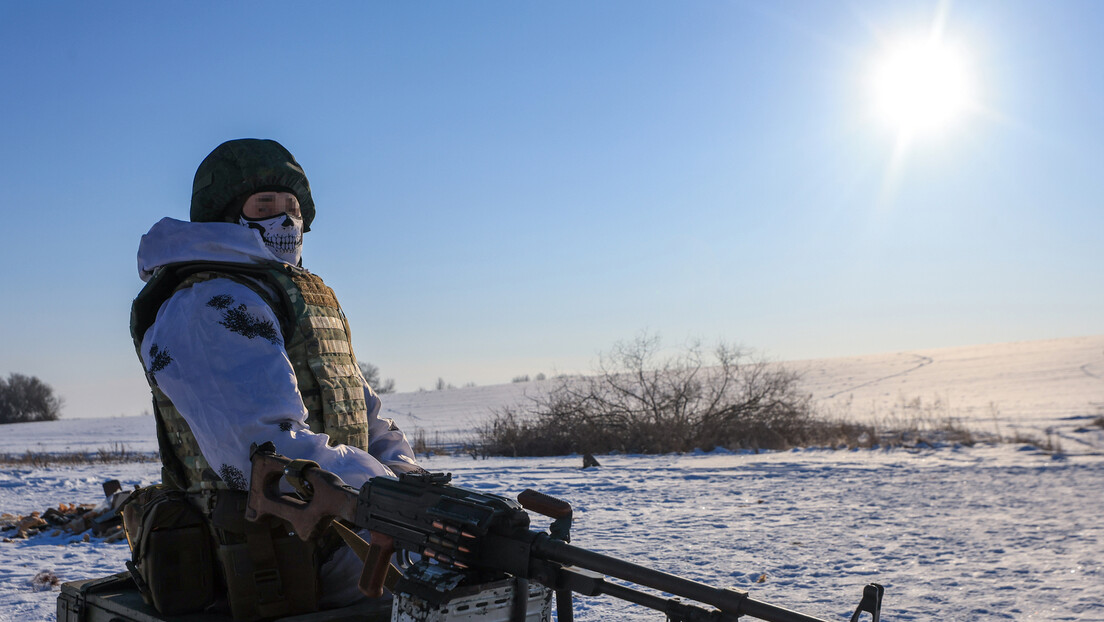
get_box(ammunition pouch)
[121,486,217,616]
[123,487,321,622]
[209,490,320,621]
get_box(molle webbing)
[153,387,222,492]
[270,269,370,451]
[132,262,371,493]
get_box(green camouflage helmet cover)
[190,139,316,232]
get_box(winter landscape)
[1,335,1101,621]
[5,1,1103,620]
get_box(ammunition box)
[57,573,391,622]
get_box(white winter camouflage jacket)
[136,217,419,493]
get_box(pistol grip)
[358,532,396,598]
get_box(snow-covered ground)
[2,336,1102,621]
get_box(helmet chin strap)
[240,213,304,266]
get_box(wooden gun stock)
[245,447,396,597]
[244,449,357,540]
[359,531,395,598]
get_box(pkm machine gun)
[246,444,884,622]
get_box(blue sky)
[2,1,1101,419]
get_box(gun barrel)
[533,537,832,622]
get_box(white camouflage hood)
[137,217,284,282]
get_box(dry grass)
[0,443,158,467]
[410,427,460,456]
[828,395,1069,453]
[479,389,1071,457]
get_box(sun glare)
[872,38,974,134]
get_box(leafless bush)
[479,335,830,456]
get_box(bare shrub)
[479,335,829,456]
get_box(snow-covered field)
[2,336,1102,621]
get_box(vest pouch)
[122,486,217,615]
[215,521,320,622]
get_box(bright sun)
[871,38,974,134]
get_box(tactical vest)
[131,261,371,493]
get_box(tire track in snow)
[1080,363,1102,382]
[824,354,934,399]
[1043,355,1102,452]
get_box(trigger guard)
[284,459,320,498]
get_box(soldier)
[131,139,421,616]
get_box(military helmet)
[190,139,316,231]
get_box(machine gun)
[245,444,883,622]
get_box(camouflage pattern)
[270,267,371,450]
[133,264,369,493]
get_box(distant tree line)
[0,373,63,424]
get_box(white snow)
[2,336,1102,621]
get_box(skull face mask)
[239,191,304,265]
[241,213,304,265]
